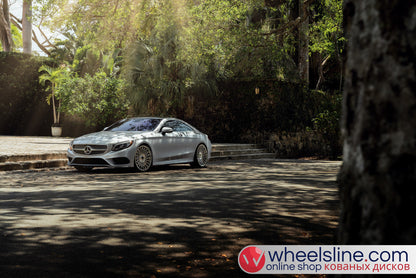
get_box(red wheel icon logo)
[238,246,266,273]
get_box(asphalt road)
[0,159,341,278]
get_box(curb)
[0,159,68,171]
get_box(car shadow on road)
[0,159,341,277]
[75,164,197,174]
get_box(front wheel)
[134,145,153,172]
[191,144,209,168]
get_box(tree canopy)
[28,0,342,84]
[2,0,344,152]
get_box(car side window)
[164,121,193,132]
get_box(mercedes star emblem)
[84,145,92,155]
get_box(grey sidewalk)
[0,136,72,157]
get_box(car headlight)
[112,141,134,152]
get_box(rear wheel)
[134,145,153,172]
[191,144,208,168]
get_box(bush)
[59,71,130,129]
[310,92,342,158]
[181,80,333,143]
[0,52,53,135]
[268,131,328,158]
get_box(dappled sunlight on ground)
[0,159,340,277]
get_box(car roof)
[124,117,201,133]
[128,117,164,120]
[128,117,182,121]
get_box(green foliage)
[310,91,342,157]
[312,110,339,135]
[11,24,23,50]
[5,0,345,151]
[44,0,344,91]
[38,64,71,124]
[49,32,123,78]
[0,53,53,135]
[0,24,22,51]
[38,65,69,97]
[58,72,129,128]
[37,29,128,129]
[181,0,300,81]
[309,0,344,55]
[123,1,219,117]
[43,0,139,52]
[123,0,300,118]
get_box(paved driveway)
[0,159,341,277]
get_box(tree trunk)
[298,0,309,83]
[22,0,32,54]
[339,0,416,246]
[0,0,12,51]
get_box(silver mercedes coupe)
[67,117,211,172]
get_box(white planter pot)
[51,126,63,137]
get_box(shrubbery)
[0,52,52,135]
[58,72,130,129]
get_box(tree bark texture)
[22,0,32,54]
[0,0,12,51]
[339,0,416,244]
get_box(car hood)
[73,131,150,145]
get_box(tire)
[134,145,153,172]
[192,144,209,168]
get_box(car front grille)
[73,144,108,155]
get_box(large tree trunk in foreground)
[339,0,416,244]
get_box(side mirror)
[161,127,173,135]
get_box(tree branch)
[37,25,56,49]
[31,28,51,55]
[262,16,302,37]
[263,0,315,37]
[10,12,51,56]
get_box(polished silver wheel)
[134,145,153,172]
[192,144,208,168]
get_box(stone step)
[211,144,262,151]
[0,159,68,171]
[0,153,66,163]
[211,143,273,160]
[210,152,275,161]
[211,148,269,157]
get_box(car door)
[156,120,197,163]
[172,121,199,161]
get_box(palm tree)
[38,65,69,126]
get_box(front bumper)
[67,146,135,168]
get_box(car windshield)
[106,118,161,132]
